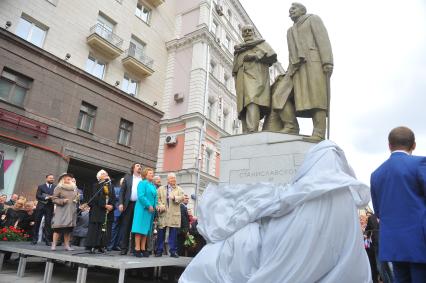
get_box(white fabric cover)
[179,141,372,283]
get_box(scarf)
[234,39,265,56]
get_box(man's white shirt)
[130,175,142,201]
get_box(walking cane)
[326,72,331,140]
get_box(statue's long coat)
[287,14,333,117]
[233,40,277,119]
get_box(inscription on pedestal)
[220,132,313,185]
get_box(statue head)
[241,25,255,42]
[289,2,307,22]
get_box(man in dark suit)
[178,194,190,256]
[32,174,55,245]
[118,163,142,255]
[371,126,426,282]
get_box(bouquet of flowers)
[184,233,197,248]
[0,226,30,241]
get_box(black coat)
[86,182,115,223]
[180,204,189,230]
[3,208,26,227]
[119,174,134,210]
[17,212,35,232]
[366,214,379,248]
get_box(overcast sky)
[240,0,426,184]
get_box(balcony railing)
[87,24,124,59]
[126,47,154,68]
[90,24,123,48]
[122,46,154,77]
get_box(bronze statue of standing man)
[275,3,333,141]
[233,25,277,133]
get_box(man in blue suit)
[371,126,426,283]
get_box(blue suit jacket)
[371,152,426,263]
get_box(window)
[85,56,106,79]
[0,69,32,107]
[223,35,230,50]
[122,75,138,96]
[135,3,151,24]
[129,36,146,57]
[77,102,96,132]
[207,101,214,119]
[223,112,228,130]
[97,14,114,32]
[209,61,216,76]
[211,20,218,36]
[95,14,115,41]
[204,150,212,173]
[118,119,133,146]
[227,9,232,21]
[15,17,47,47]
[224,74,230,89]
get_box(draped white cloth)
[179,141,372,283]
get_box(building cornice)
[166,25,233,68]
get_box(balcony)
[145,0,164,7]
[122,47,154,78]
[86,24,123,59]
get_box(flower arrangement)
[184,233,197,248]
[0,226,30,241]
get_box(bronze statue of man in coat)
[233,25,277,133]
[273,2,333,141]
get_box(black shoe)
[120,249,128,255]
[135,250,142,258]
[170,252,179,258]
[106,248,112,252]
[142,250,150,258]
[112,247,121,251]
[155,253,162,257]
[31,240,37,245]
[98,248,106,254]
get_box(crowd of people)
[0,164,203,259]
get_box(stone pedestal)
[220,132,314,185]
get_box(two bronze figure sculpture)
[233,3,333,141]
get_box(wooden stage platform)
[0,242,192,283]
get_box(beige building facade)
[0,0,174,107]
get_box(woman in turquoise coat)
[131,168,157,257]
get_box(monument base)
[220,132,314,185]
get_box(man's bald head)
[388,126,416,152]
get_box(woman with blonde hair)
[131,168,157,257]
[51,173,78,251]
